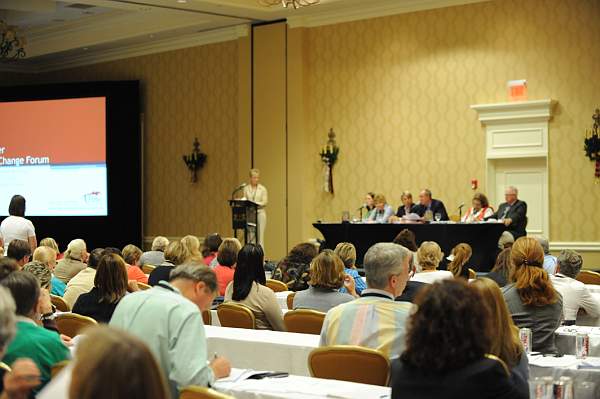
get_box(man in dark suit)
[414,189,449,221]
[487,186,527,239]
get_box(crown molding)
[287,0,491,28]
[471,99,557,125]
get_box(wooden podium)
[229,199,259,245]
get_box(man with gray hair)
[487,186,528,239]
[536,237,557,275]
[550,250,600,323]
[140,236,170,266]
[110,264,231,398]
[319,242,413,358]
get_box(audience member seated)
[110,264,230,398]
[21,261,59,333]
[225,244,285,331]
[414,189,449,221]
[502,237,562,353]
[471,278,529,397]
[181,235,204,264]
[0,258,18,281]
[69,325,169,399]
[63,248,104,308]
[461,192,494,222]
[334,242,366,295]
[122,244,148,284]
[33,246,65,297]
[395,191,418,219]
[0,286,41,398]
[447,243,473,279]
[392,229,420,272]
[395,252,427,303]
[272,242,318,291]
[486,186,527,240]
[550,249,600,324]
[39,237,62,260]
[367,194,394,223]
[214,238,241,296]
[293,250,355,312]
[537,237,557,275]
[202,233,222,268]
[391,279,527,399]
[139,236,169,267]
[0,271,69,392]
[6,239,31,268]
[54,239,88,283]
[411,241,453,284]
[320,243,412,358]
[148,241,188,286]
[73,254,135,323]
[486,248,512,288]
[0,195,36,256]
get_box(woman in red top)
[122,244,148,284]
[214,238,241,296]
[202,233,222,267]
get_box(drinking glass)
[434,213,442,222]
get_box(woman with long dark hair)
[224,244,284,331]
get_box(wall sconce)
[182,137,207,183]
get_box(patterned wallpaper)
[23,41,240,238]
[302,0,600,243]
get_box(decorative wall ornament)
[182,138,207,183]
[584,109,600,182]
[0,20,26,61]
[258,0,320,9]
[319,128,339,193]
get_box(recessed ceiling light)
[177,0,187,3]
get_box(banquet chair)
[308,346,390,386]
[217,303,256,329]
[142,264,156,274]
[51,360,70,379]
[576,270,600,285]
[0,362,10,372]
[55,313,97,338]
[287,292,296,309]
[284,309,326,334]
[484,354,509,376]
[50,294,70,312]
[266,279,288,292]
[202,310,212,325]
[137,282,152,290]
[180,386,233,399]
[468,268,476,279]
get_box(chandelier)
[0,20,26,61]
[259,0,320,9]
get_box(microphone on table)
[458,203,465,219]
[357,203,366,211]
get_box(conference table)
[314,221,506,270]
[528,354,600,397]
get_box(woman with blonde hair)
[334,242,366,295]
[411,241,453,284]
[447,243,473,279]
[502,237,562,353]
[181,235,203,264]
[486,248,513,287]
[39,237,61,258]
[471,278,529,397]
[243,169,268,250]
[122,244,148,284]
[293,250,356,313]
[69,325,169,399]
[148,241,188,286]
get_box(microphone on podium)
[231,183,247,199]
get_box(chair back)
[0,362,10,372]
[217,303,256,329]
[142,264,156,274]
[55,313,97,337]
[180,386,234,399]
[284,309,326,334]
[576,270,600,285]
[202,310,212,326]
[266,279,288,292]
[468,268,476,279]
[287,292,296,309]
[137,282,151,290]
[51,360,70,378]
[50,294,70,312]
[309,345,390,386]
[484,354,509,376]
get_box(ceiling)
[0,0,490,72]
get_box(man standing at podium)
[243,169,268,250]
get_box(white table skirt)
[210,309,290,327]
[528,354,600,397]
[205,326,320,376]
[214,368,391,399]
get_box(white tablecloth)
[556,326,600,357]
[214,368,391,399]
[528,354,600,397]
[205,326,320,376]
[210,309,290,327]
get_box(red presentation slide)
[0,97,105,166]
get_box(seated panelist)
[486,186,527,239]
[395,191,418,218]
[413,189,449,221]
[461,193,494,223]
[367,194,394,223]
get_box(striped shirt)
[319,289,413,358]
